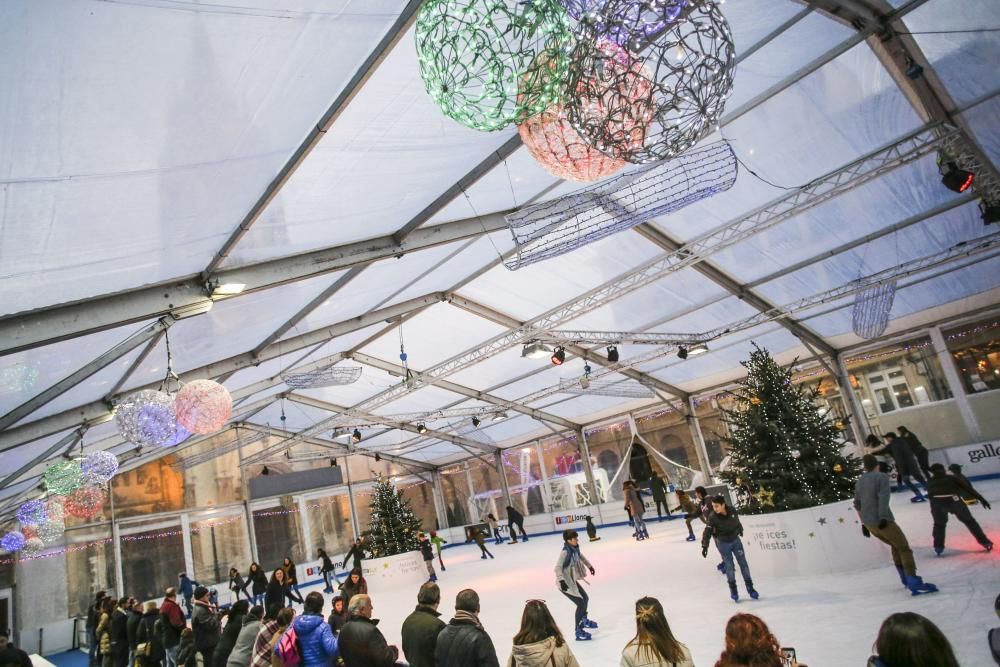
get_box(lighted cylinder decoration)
[64,485,106,519]
[116,389,179,447]
[81,451,120,485]
[415,0,574,131]
[16,499,47,527]
[174,380,232,435]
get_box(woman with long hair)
[264,569,287,619]
[868,612,958,667]
[337,568,368,610]
[621,597,693,667]
[246,563,267,607]
[508,600,580,667]
[715,613,804,667]
[281,557,304,604]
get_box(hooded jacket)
[225,616,260,667]
[401,605,445,667]
[191,601,220,651]
[291,614,338,667]
[212,608,245,667]
[554,543,593,599]
[508,636,580,667]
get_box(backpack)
[274,626,301,667]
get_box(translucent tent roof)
[2,0,999,511]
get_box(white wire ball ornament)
[81,451,120,484]
[21,537,45,558]
[566,0,736,163]
[64,485,106,519]
[45,498,66,523]
[175,380,232,434]
[36,520,65,544]
[116,389,179,446]
[517,39,651,181]
[16,499,47,527]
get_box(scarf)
[452,610,483,629]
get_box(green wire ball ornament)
[415,0,575,132]
[44,460,85,496]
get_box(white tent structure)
[1,0,999,647]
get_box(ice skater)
[927,463,993,555]
[649,473,671,521]
[430,530,448,571]
[674,489,699,541]
[505,505,529,543]
[855,454,938,595]
[470,526,494,560]
[341,537,364,572]
[554,529,597,641]
[317,549,336,594]
[701,495,758,602]
[624,480,649,541]
[897,426,930,476]
[865,434,927,502]
[947,463,978,503]
[483,513,505,544]
[417,532,437,582]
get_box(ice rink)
[300,480,1000,666]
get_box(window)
[944,318,1000,394]
[438,469,471,528]
[64,527,115,617]
[190,512,250,588]
[844,336,951,418]
[305,493,354,562]
[400,481,438,531]
[119,520,185,602]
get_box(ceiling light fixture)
[521,341,553,359]
[606,345,619,363]
[550,347,566,366]
[471,416,481,428]
[352,429,362,444]
[210,282,247,297]
[941,162,974,193]
[492,411,509,422]
[687,342,709,357]
[677,346,689,360]
[417,423,428,434]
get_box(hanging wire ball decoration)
[852,279,897,339]
[566,0,736,163]
[36,520,65,544]
[1,531,25,553]
[64,485,106,519]
[21,537,45,558]
[16,499,47,527]
[81,451,120,485]
[44,459,85,496]
[116,389,179,447]
[45,498,66,523]
[175,379,233,435]
[518,38,651,181]
[561,0,688,46]
[415,0,575,132]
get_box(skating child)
[484,513,504,544]
[701,495,759,602]
[674,489,699,542]
[471,526,494,560]
[554,529,597,641]
[417,532,437,582]
[430,530,448,571]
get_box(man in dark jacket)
[159,588,186,667]
[337,594,399,667]
[927,463,993,555]
[87,591,107,667]
[504,505,528,543]
[0,630,31,667]
[126,600,143,667]
[111,598,131,667]
[190,587,220,667]
[701,496,757,602]
[401,583,446,667]
[897,426,930,476]
[434,589,499,667]
[649,473,670,520]
[342,538,365,571]
[867,433,927,501]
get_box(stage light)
[606,346,619,363]
[677,347,689,360]
[941,162,974,193]
[687,343,709,357]
[417,423,428,434]
[261,466,270,476]
[374,453,381,462]
[982,200,1000,225]
[330,458,338,467]
[471,416,481,428]
[492,411,509,422]
[550,347,566,365]
[522,341,553,359]
[352,429,362,443]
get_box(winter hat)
[193,586,209,600]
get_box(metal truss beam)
[0,427,84,492]
[309,405,504,428]
[538,331,712,346]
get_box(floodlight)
[352,429,362,443]
[471,416,481,428]
[941,162,974,193]
[606,346,619,363]
[522,341,553,359]
[417,423,428,434]
[492,412,509,422]
[677,347,689,360]
[687,343,709,357]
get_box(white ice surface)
[291,480,1000,666]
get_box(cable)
[461,185,506,261]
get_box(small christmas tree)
[719,344,862,514]
[362,474,422,558]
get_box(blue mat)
[45,649,89,667]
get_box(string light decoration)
[116,389,178,446]
[16,500,47,527]
[561,0,689,46]
[44,460,85,496]
[504,140,736,268]
[81,451,120,485]
[21,538,45,558]
[415,0,574,132]
[45,498,66,523]
[36,521,65,544]
[1,532,25,553]
[281,366,362,390]
[175,380,232,435]
[64,486,106,519]
[566,0,735,163]
[517,38,650,181]
[852,279,897,340]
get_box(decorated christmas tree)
[719,344,862,514]
[362,474,422,558]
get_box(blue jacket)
[179,576,195,598]
[291,614,338,667]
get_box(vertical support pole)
[109,482,125,598]
[298,497,313,561]
[685,398,714,483]
[832,355,869,456]
[577,428,598,506]
[237,427,258,562]
[928,326,982,441]
[495,451,513,511]
[344,458,359,540]
[179,513,195,585]
[535,441,552,511]
[431,471,449,529]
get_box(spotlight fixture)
[606,345,619,363]
[521,341,553,359]
[471,416,481,428]
[941,161,974,193]
[417,423,428,434]
[352,429,362,444]
[687,342,709,357]
[550,347,566,366]
[261,466,270,476]
[677,347,688,360]
[982,200,1000,225]
[330,458,338,467]
[374,453,381,462]
[905,60,924,80]
[492,411,509,422]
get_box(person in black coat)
[326,596,348,637]
[866,433,927,501]
[337,594,399,667]
[648,473,671,520]
[0,630,32,667]
[401,583,446,667]
[701,496,758,602]
[927,463,993,555]
[434,589,500,667]
[135,602,164,667]
[126,601,142,666]
[897,426,930,476]
[338,569,368,611]
[87,591,108,667]
[280,557,304,605]
[245,563,267,607]
[417,533,437,582]
[342,538,365,571]
[504,505,528,543]
[110,598,130,667]
[317,549,336,594]
[212,601,247,667]
[264,569,287,620]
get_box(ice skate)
[574,626,592,641]
[428,573,437,582]
[729,582,739,602]
[934,547,943,556]
[909,495,927,503]
[582,617,598,629]
[685,534,696,541]
[985,541,994,552]
[747,584,759,600]
[488,552,494,559]
[641,527,650,539]
[905,575,939,596]
[480,554,487,560]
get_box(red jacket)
[159,598,186,648]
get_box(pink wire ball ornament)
[517,39,651,182]
[175,380,232,435]
[64,486,106,519]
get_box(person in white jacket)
[508,600,580,667]
[553,530,597,641]
[620,597,694,667]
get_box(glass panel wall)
[537,435,595,509]
[944,317,1000,394]
[119,520,185,603]
[439,466,471,528]
[468,459,504,521]
[64,526,116,616]
[501,446,546,516]
[400,480,438,531]
[190,511,250,589]
[251,502,303,568]
[305,492,354,562]
[110,456,185,520]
